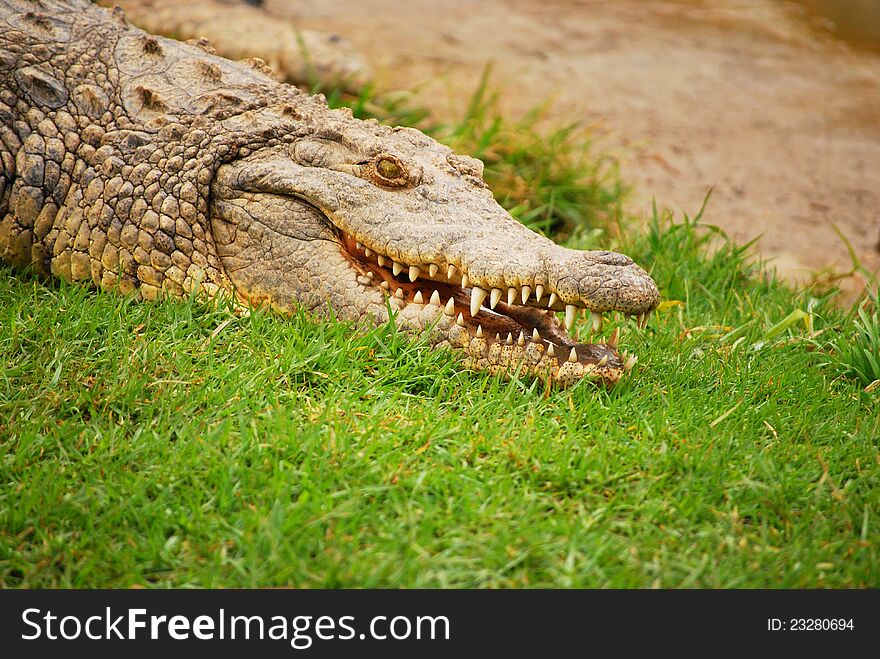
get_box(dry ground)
[272,0,880,291]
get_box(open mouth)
[337,230,649,383]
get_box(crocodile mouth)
[337,230,648,384]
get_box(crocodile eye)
[377,157,402,179]
[371,154,410,187]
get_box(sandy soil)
[269,0,880,292]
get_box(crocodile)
[0,0,660,387]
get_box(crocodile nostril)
[591,251,634,267]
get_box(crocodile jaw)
[334,230,651,388]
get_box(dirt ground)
[270,0,880,293]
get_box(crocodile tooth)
[568,348,578,363]
[517,332,525,346]
[470,286,488,317]
[507,287,517,305]
[521,285,531,304]
[456,313,466,327]
[506,333,513,345]
[532,328,540,342]
[409,265,421,282]
[564,304,578,331]
[535,284,544,303]
[608,326,620,348]
[597,355,608,366]
[392,261,404,276]
[461,274,470,288]
[444,297,455,316]
[548,292,558,308]
[394,288,405,299]
[476,325,483,338]
[364,247,373,257]
[428,264,439,278]
[592,312,603,334]
[547,343,556,357]
[356,241,363,250]
[625,354,638,370]
[413,290,424,304]
[490,288,502,309]
[380,280,390,290]
[366,271,375,279]
[447,264,457,279]
[429,290,441,306]
[377,255,388,267]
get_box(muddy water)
[790,0,880,53]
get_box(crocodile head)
[210,110,659,387]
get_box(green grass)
[821,293,880,389]
[1,83,878,588]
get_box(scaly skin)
[0,0,660,387]
[95,0,371,92]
